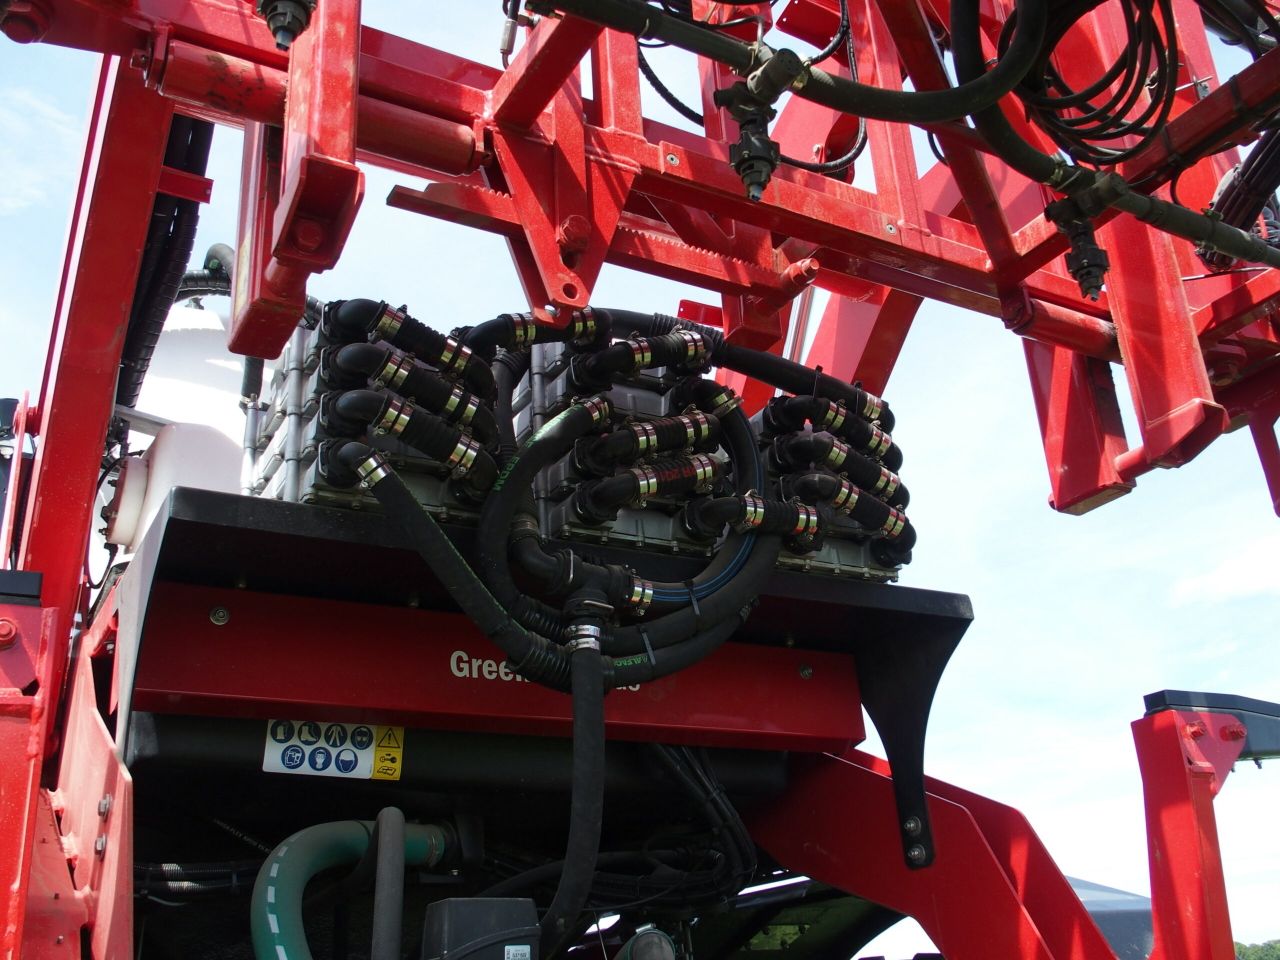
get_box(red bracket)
[228,0,364,357]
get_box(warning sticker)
[263,720,404,781]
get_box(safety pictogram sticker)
[263,719,405,781]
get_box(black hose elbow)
[327,298,387,341]
[334,388,391,428]
[335,341,392,378]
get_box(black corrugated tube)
[592,309,896,432]
[328,299,496,400]
[575,412,721,476]
[117,117,214,409]
[334,342,498,445]
[456,310,603,361]
[334,441,572,689]
[572,454,724,524]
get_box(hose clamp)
[862,393,885,423]
[446,436,482,476]
[374,396,413,437]
[373,304,405,342]
[820,400,848,433]
[874,466,899,499]
[444,384,479,426]
[708,388,741,420]
[581,395,612,426]
[570,307,597,347]
[628,336,654,370]
[690,453,719,493]
[673,329,707,365]
[832,478,859,514]
[682,411,711,448]
[791,503,820,538]
[512,313,537,347]
[627,578,654,616]
[631,465,659,504]
[826,438,849,471]
[866,425,892,459]
[438,337,474,376]
[736,492,767,532]
[373,349,414,392]
[355,452,391,490]
[881,508,907,539]
[631,420,658,456]
[565,622,603,653]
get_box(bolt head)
[98,795,112,818]
[665,152,680,166]
[0,618,18,648]
[903,816,922,836]
[798,664,813,680]
[94,835,107,858]
[291,219,326,253]
[209,606,230,626]
[906,844,927,864]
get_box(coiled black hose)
[335,441,572,689]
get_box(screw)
[209,606,230,626]
[98,795,112,819]
[665,152,680,166]
[94,835,107,858]
[903,816,922,837]
[292,219,326,253]
[55,936,64,945]
[556,214,591,252]
[906,844,927,864]
[798,664,813,680]
[0,618,18,649]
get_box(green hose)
[250,820,451,960]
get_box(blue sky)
[0,3,1276,950]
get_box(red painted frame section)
[2,0,1279,954]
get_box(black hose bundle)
[117,117,214,410]
[1203,128,1280,269]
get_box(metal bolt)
[94,835,107,858]
[798,664,813,680]
[1222,723,1247,742]
[292,219,326,253]
[665,152,680,166]
[906,844,927,864]
[98,795,112,819]
[903,816,922,837]
[209,606,230,626]
[556,214,591,252]
[1186,720,1208,740]
[55,936,64,945]
[0,618,18,649]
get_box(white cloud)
[0,87,81,216]
[1170,529,1280,606]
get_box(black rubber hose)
[456,312,582,361]
[791,472,916,562]
[493,349,531,460]
[773,432,909,508]
[593,309,895,431]
[762,395,903,472]
[329,299,497,400]
[573,455,723,524]
[334,343,498,445]
[531,0,1048,125]
[540,646,606,954]
[336,442,571,689]
[609,604,752,685]
[371,807,406,960]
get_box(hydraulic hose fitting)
[256,0,314,50]
[1047,201,1110,302]
[580,394,612,427]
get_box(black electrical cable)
[637,44,706,125]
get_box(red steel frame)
[1,0,1278,956]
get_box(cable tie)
[641,627,656,667]
[684,579,703,628]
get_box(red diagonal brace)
[490,15,603,128]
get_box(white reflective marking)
[277,946,289,960]
[267,886,276,904]
[270,863,279,877]
[268,914,279,934]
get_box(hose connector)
[437,337,475,379]
[442,384,480,428]
[581,394,612,427]
[735,491,767,532]
[373,396,414,437]
[626,577,654,616]
[446,435,483,476]
[565,622,603,654]
[372,303,406,343]
[371,348,414,393]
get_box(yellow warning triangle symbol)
[377,728,401,748]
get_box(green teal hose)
[250,820,451,960]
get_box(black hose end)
[571,484,618,526]
[567,354,614,395]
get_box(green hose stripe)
[251,821,448,960]
[491,405,581,492]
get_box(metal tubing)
[1005,298,1122,363]
[159,41,478,177]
